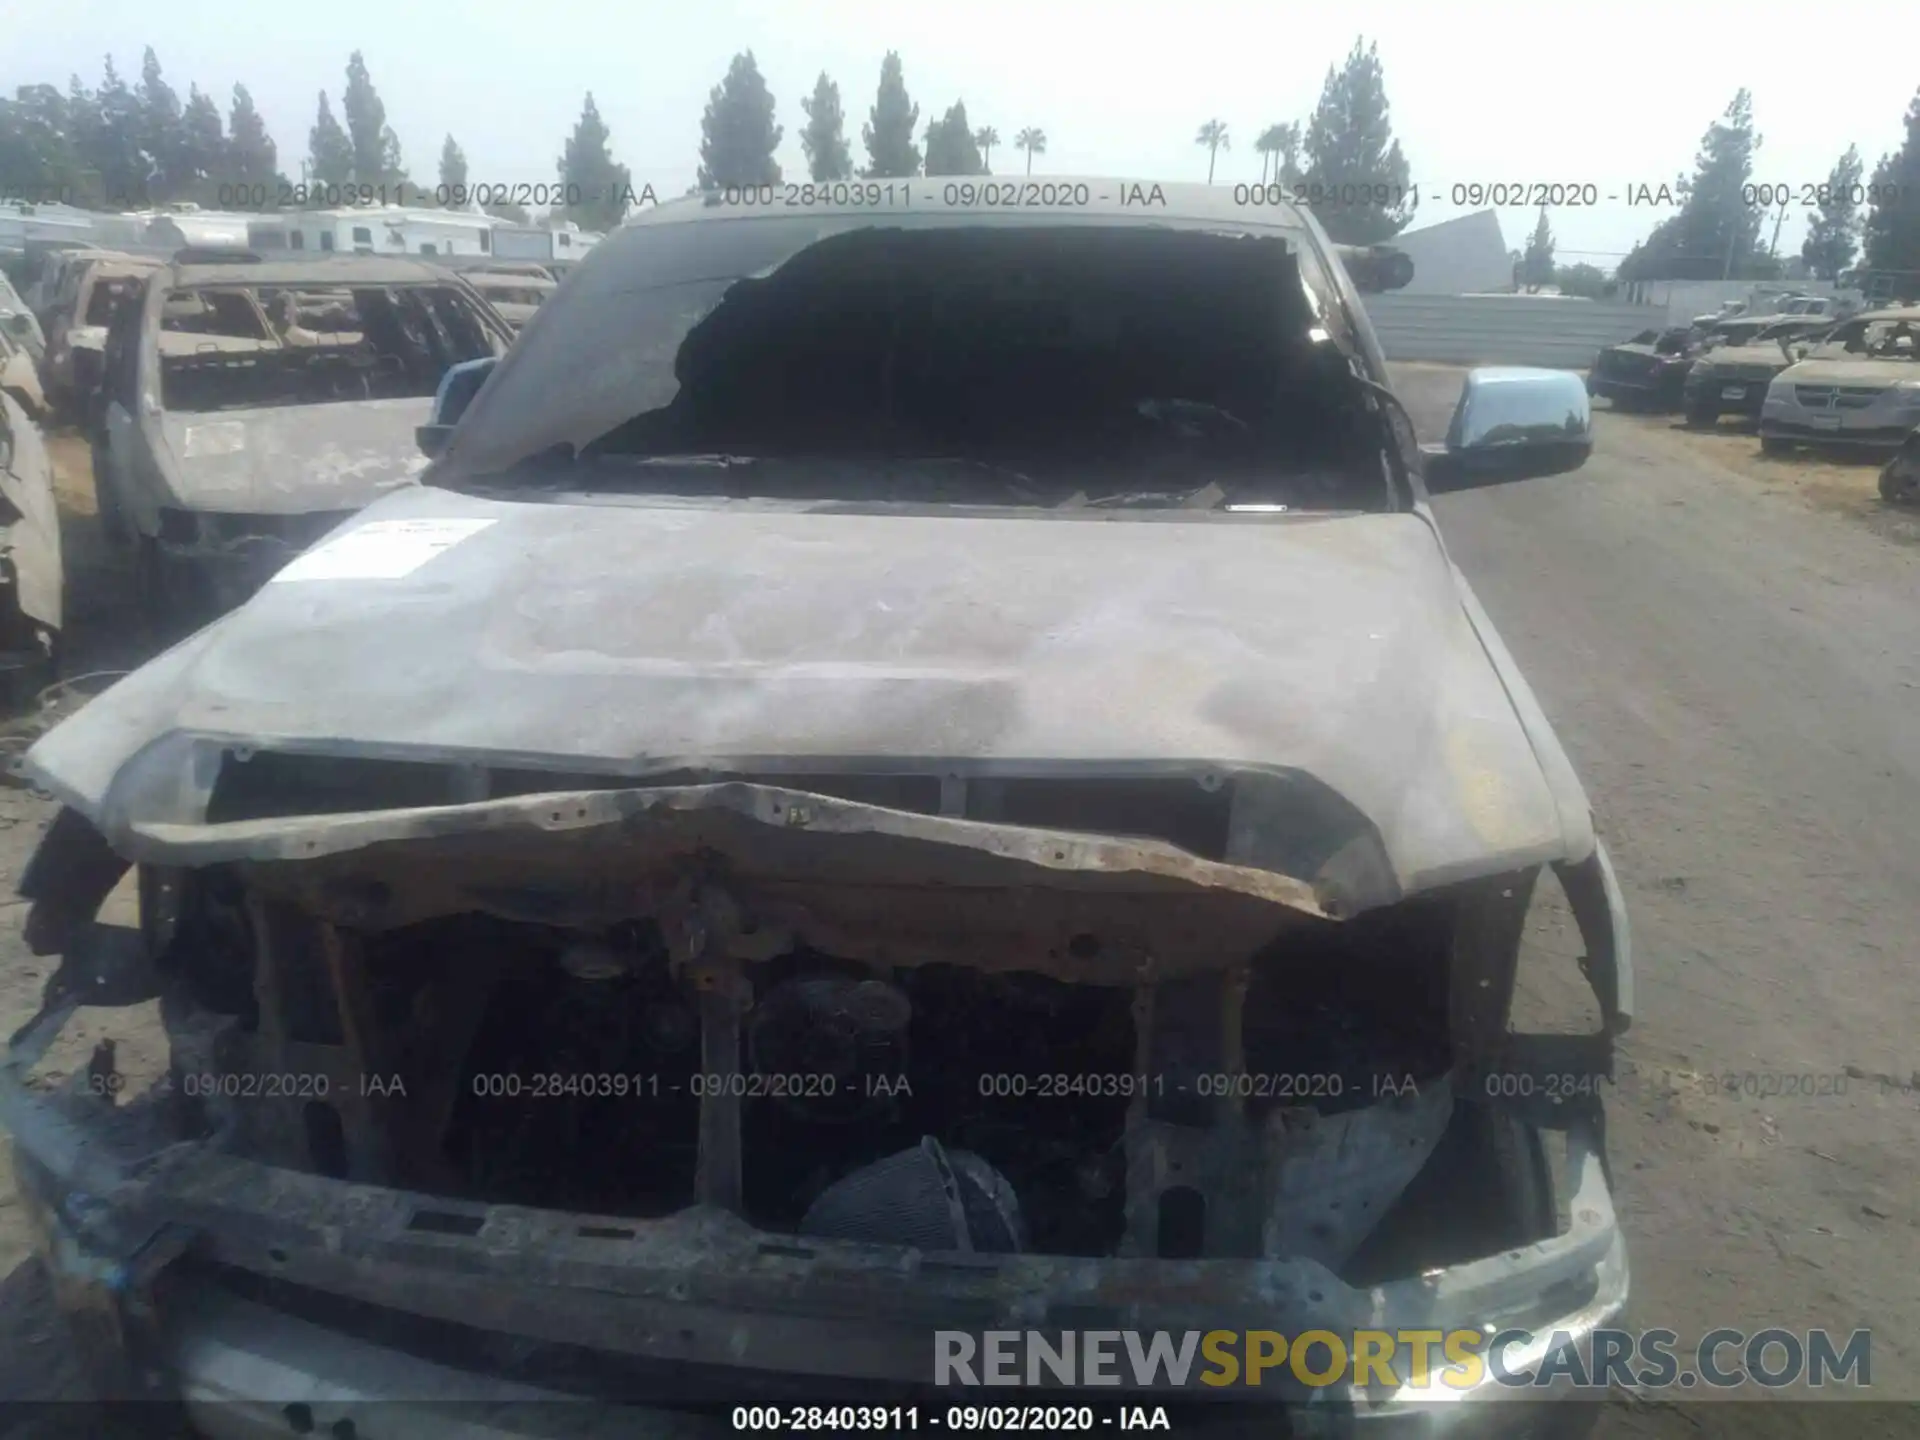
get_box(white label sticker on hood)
[272,517,496,583]
[180,421,247,458]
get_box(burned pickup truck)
[90,255,515,630]
[5,185,1629,1435]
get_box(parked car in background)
[0,389,63,696]
[1690,300,1749,327]
[1588,325,1710,410]
[461,270,558,332]
[1758,306,1920,455]
[0,315,48,420]
[91,254,515,632]
[0,272,47,367]
[1774,294,1849,318]
[1683,316,1837,427]
[42,252,164,423]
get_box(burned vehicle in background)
[42,250,162,424]
[1759,306,1920,455]
[462,270,558,333]
[1681,314,1837,427]
[1586,324,1707,410]
[1,270,49,368]
[441,260,562,334]
[5,185,1629,1433]
[1,308,49,420]
[0,388,62,695]
[90,255,515,631]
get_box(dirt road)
[2,384,1918,1435]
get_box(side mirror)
[1,311,32,338]
[1423,367,1592,494]
[417,355,498,459]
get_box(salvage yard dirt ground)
[3,375,1919,1437]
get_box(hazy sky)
[10,0,1915,263]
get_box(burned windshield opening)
[474,222,1388,511]
[157,282,498,413]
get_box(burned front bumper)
[4,1023,1627,1437]
[1,786,1634,1435]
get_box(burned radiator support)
[1121,966,1263,1259]
[657,882,760,1215]
[691,956,750,1212]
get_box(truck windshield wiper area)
[491,449,1380,513]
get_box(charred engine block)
[417,893,1459,1266]
[157,862,1471,1270]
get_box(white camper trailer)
[139,207,254,251]
[487,220,603,263]
[245,206,495,259]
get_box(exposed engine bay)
[19,772,1611,1290]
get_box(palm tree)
[1254,122,1298,184]
[1195,119,1230,184]
[1015,126,1047,175]
[974,125,1000,173]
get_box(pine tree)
[0,85,87,204]
[1299,38,1412,243]
[800,73,852,182]
[925,101,985,177]
[1520,206,1555,290]
[342,51,402,186]
[861,52,920,178]
[1621,91,1764,281]
[63,75,111,208]
[439,135,469,201]
[559,93,635,231]
[90,57,149,207]
[1863,88,1920,278]
[1801,146,1864,281]
[696,51,783,189]
[137,48,186,200]
[308,92,353,189]
[179,85,226,198]
[227,84,279,195]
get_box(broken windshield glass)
[449,215,1386,510]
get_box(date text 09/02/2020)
[209,181,661,210]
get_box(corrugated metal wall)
[1361,294,1662,368]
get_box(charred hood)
[26,486,1593,914]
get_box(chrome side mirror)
[1423,367,1593,494]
